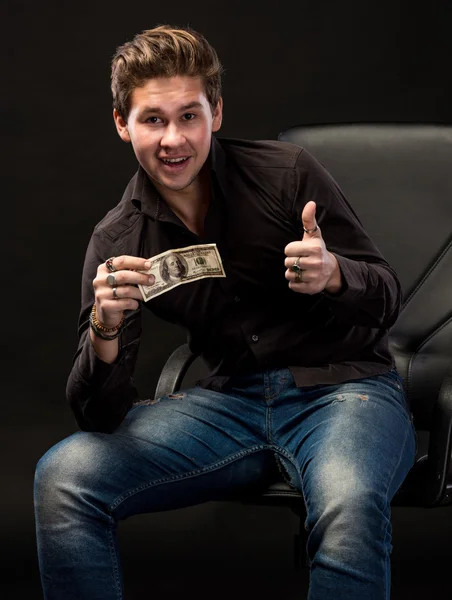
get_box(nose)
[160,122,186,148]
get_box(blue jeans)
[34,368,416,599]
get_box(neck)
[159,166,211,235]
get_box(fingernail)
[144,261,151,269]
[148,276,154,283]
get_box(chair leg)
[293,514,308,570]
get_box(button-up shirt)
[67,136,401,432]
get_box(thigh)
[35,385,273,520]
[274,370,417,508]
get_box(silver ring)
[106,257,117,272]
[295,271,303,283]
[112,287,119,300]
[106,274,117,287]
[303,225,318,234]
[290,256,302,274]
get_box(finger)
[101,298,140,312]
[284,255,309,269]
[285,268,311,283]
[96,269,154,288]
[301,201,320,237]
[102,256,152,273]
[102,286,144,302]
[284,241,310,257]
[284,239,322,258]
[287,277,319,295]
[288,280,310,292]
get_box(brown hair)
[111,25,224,121]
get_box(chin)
[162,180,193,192]
[164,174,199,192]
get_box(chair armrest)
[154,343,199,398]
[424,361,452,506]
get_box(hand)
[284,201,342,295]
[93,256,155,328]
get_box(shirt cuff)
[323,253,364,304]
[79,333,123,388]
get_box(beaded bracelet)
[89,316,122,340]
[90,303,124,332]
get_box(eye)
[146,116,162,124]
[182,113,196,121]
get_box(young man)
[34,25,416,599]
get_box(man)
[34,25,416,600]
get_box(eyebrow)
[139,101,204,117]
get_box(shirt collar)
[209,135,228,195]
[131,135,228,221]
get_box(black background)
[5,1,452,598]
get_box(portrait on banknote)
[160,253,188,283]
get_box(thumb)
[301,201,320,237]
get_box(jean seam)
[109,445,270,511]
[107,516,123,599]
[266,406,273,444]
[271,446,304,491]
[265,371,288,402]
[264,371,271,403]
[381,419,413,600]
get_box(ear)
[113,109,131,143]
[211,98,223,133]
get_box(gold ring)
[291,256,302,274]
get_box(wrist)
[90,304,124,339]
[89,327,119,364]
[94,306,123,330]
[325,253,343,294]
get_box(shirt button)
[251,334,259,342]
[234,296,241,302]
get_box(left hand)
[284,201,342,295]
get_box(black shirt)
[67,136,402,432]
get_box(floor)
[4,502,451,599]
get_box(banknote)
[138,243,226,301]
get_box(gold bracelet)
[91,304,125,333]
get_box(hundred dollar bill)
[138,243,226,301]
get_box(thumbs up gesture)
[284,201,342,295]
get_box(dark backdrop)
[5,1,452,598]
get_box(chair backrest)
[278,124,452,429]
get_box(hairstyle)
[111,25,224,121]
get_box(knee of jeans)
[308,458,386,528]
[34,432,102,512]
[308,482,387,562]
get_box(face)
[166,254,183,277]
[114,76,222,200]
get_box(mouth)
[159,156,191,172]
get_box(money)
[138,243,226,301]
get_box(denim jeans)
[34,368,416,599]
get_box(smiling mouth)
[160,157,190,165]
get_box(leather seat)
[155,124,452,566]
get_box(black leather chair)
[154,124,452,567]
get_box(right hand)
[93,256,155,328]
